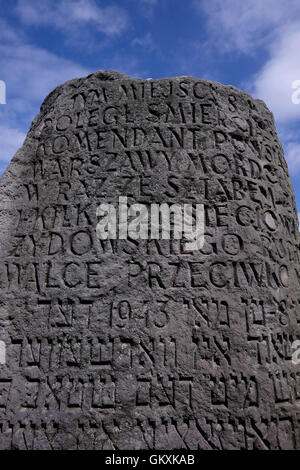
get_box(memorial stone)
[0,71,299,449]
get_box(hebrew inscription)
[0,71,299,449]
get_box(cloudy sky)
[0,0,300,211]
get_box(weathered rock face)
[0,71,299,450]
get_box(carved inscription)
[0,71,299,449]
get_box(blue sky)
[0,0,300,214]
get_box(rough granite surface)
[0,71,299,449]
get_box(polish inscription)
[0,71,299,449]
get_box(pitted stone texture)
[0,71,299,450]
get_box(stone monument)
[0,71,299,449]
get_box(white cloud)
[284,141,300,176]
[0,125,26,168]
[0,43,89,105]
[103,53,147,78]
[196,0,300,54]
[137,0,159,19]
[0,18,22,43]
[196,0,300,124]
[252,26,300,123]
[0,13,149,171]
[132,33,156,51]
[16,0,129,37]
[195,0,300,190]
[0,19,90,171]
[138,0,158,4]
